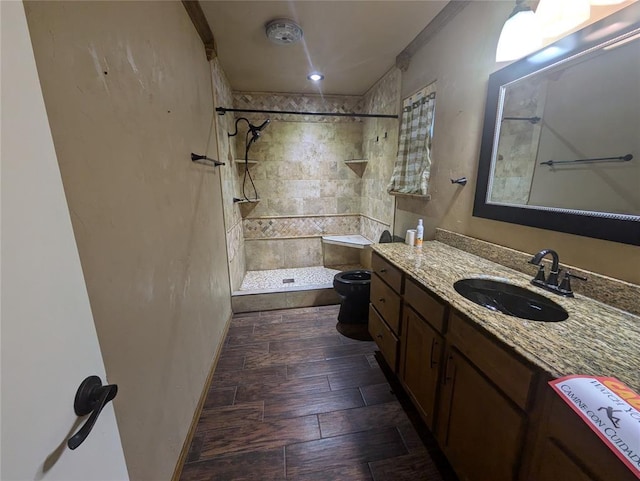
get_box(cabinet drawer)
[448,311,534,410]
[369,304,398,370]
[372,252,403,294]
[404,277,447,333]
[371,274,401,334]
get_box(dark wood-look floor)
[180,305,458,481]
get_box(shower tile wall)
[233,92,365,271]
[213,59,245,291]
[361,68,401,241]
[223,78,401,276]
[241,121,364,218]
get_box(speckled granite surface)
[373,241,640,392]
[435,229,640,316]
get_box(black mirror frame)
[473,3,640,246]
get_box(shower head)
[228,117,270,141]
[248,119,270,141]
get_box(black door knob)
[67,376,118,450]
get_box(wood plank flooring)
[180,305,458,481]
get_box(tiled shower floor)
[236,266,359,296]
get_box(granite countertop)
[373,241,640,392]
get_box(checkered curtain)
[388,92,436,195]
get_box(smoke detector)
[265,19,303,45]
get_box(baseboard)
[170,313,232,481]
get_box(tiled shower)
[214,64,401,307]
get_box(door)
[1,3,129,480]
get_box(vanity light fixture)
[590,0,626,4]
[495,0,543,62]
[536,0,591,38]
[307,72,324,82]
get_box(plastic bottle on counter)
[415,219,424,248]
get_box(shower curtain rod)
[216,107,398,119]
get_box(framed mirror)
[474,3,640,246]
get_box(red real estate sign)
[549,375,640,478]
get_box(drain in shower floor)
[282,278,295,284]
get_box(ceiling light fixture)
[496,0,542,62]
[265,18,303,45]
[307,73,324,82]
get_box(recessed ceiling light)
[307,73,324,82]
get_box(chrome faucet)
[528,249,586,297]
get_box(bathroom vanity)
[368,242,639,481]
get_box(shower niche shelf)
[343,159,368,164]
[233,198,261,204]
[344,159,368,177]
[234,159,258,165]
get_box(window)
[388,84,436,196]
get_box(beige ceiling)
[200,1,449,96]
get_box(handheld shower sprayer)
[249,119,270,141]
[226,116,270,203]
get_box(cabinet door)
[535,439,595,481]
[437,348,526,481]
[401,306,442,430]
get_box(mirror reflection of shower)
[228,117,270,202]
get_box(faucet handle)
[533,265,546,283]
[559,271,587,296]
[547,267,562,287]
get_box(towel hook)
[450,177,467,186]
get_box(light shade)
[307,73,324,82]
[496,9,543,62]
[536,0,591,37]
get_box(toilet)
[333,230,392,324]
[333,270,372,323]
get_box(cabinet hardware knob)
[379,268,387,273]
[376,334,383,339]
[378,298,385,303]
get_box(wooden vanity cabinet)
[368,251,635,481]
[369,252,403,371]
[399,278,447,430]
[437,311,534,481]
